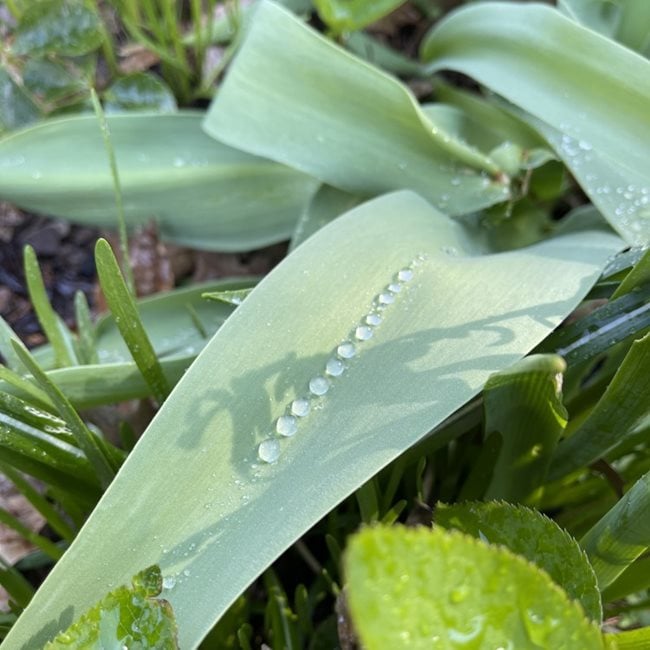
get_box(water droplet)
[258,439,281,463]
[337,341,356,358]
[326,357,345,377]
[397,268,414,282]
[276,415,297,437]
[449,586,469,603]
[183,569,191,577]
[578,140,592,151]
[397,161,407,170]
[378,292,395,305]
[316,134,325,143]
[291,398,310,417]
[355,325,373,341]
[451,177,461,186]
[366,313,382,326]
[387,283,402,293]
[173,157,185,167]
[31,171,42,179]
[309,376,330,396]
[162,576,176,590]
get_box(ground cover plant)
[0,0,649,648]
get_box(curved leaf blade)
[421,1,650,245]
[204,1,510,216]
[0,113,318,251]
[2,191,621,649]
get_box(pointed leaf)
[2,191,621,649]
[0,113,318,251]
[204,1,510,216]
[421,1,650,245]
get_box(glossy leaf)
[12,0,104,57]
[421,1,650,245]
[103,73,177,114]
[436,501,601,622]
[482,354,568,502]
[549,332,650,481]
[581,470,650,589]
[22,59,87,103]
[2,192,621,649]
[95,239,170,404]
[44,565,178,649]
[204,1,511,217]
[345,525,604,649]
[0,113,318,251]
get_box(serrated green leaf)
[581,470,650,590]
[2,192,621,649]
[204,1,510,217]
[549,332,650,481]
[420,1,650,245]
[345,525,604,649]
[44,565,178,649]
[12,0,104,57]
[0,113,318,251]
[436,501,602,622]
[482,354,568,502]
[103,72,177,114]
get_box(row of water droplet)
[257,260,424,464]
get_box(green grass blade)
[23,245,77,368]
[12,343,117,490]
[612,248,650,299]
[0,364,54,409]
[0,508,63,561]
[580,471,650,590]
[203,1,511,217]
[0,463,75,542]
[94,238,170,404]
[0,113,318,251]
[73,290,98,365]
[2,191,622,649]
[89,88,134,294]
[0,557,35,611]
[421,1,650,245]
[482,354,568,503]
[549,332,650,481]
[0,316,27,373]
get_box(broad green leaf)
[548,332,650,481]
[204,1,510,217]
[314,0,406,34]
[344,32,425,77]
[420,2,650,245]
[482,354,568,502]
[2,191,621,649]
[103,72,177,114]
[345,525,604,649]
[560,0,650,55]
[12,0,104,57]
[290,184,364,250]
[95,239,170,404]
[436,501,602,622]
[0,67,41,133]
[0,113,318,251]
[44,565,178,649]
[581,470,650,589]
[605,626,650,650]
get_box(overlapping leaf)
[2,192,621,649]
